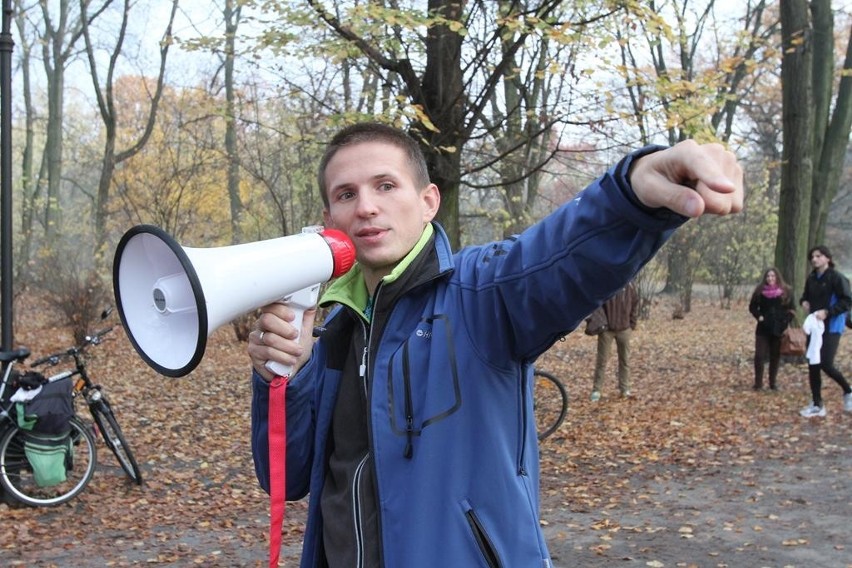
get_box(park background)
[1,1,851,566]
[2,0,852,341]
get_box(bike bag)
[14,374,74,436]
[22,431,73,487]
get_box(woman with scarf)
[749,267,794,391]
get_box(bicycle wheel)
[90,397,142,484]
[0,416,97,506]
[533,370,568,441]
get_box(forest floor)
[2,293,850,568]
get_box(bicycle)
[30,322,142,486]
[0,349,98,506]
[533,369,568,440]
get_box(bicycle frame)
[31,328,109,396]
[43,354,97,405]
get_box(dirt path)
[541,425,851,567]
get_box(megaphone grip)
[265,359,293,378]
[264,286,318,377]
[264,305,307,377]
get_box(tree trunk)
[810,13,852,245]
[412,0,465,249]
[93,135,116,254]
[777,0,814,299]
[43,56,64,244]
[225,0,243,244]
[14,9,36,283]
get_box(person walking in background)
[591,282,640,401]
[799,245,852,417]
[748,267,794,391]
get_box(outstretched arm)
[629,140,743,218]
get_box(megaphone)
[113,224,356,378]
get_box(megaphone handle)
[264,305,306,377]
[264,285,320,377]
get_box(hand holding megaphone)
[113,224,356,377]
[250,284,322,381]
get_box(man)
[590,282,640,401]
[798,245,852,417]
[248,122,743,567]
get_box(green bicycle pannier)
[22,431,73,487]
[13,376,75,487]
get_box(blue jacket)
[252,149,686,567]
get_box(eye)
[378,181,395,192]
[336,190,355,202]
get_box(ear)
[323,208,334,228]
[421,184,441,223]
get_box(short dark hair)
[317,122,431,208]
[808,244,835,268]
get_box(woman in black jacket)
[749,267,794,390]
[799,245,852,417]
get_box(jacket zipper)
[359,342,368,397]
[402,342,414,458]
[465,508,503,568]
[518,368,528,476]
[352,453,370,568]
[351,317,370,568]
[359,284,384,567]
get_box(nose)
[355,191,379,217]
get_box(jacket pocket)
[386,314,461,455]
[462,499,504,568]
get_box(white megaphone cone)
[113,224,356,377]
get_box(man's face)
[322,141,440,287]
[810,251,830,271]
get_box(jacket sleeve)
[454,145,687,364]
[251,359,318,499]
[250,372,272,493]
[748,294,760,320]
[799,277,810,308]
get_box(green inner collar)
[320,223,435,320]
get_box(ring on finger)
[259,331,265,344]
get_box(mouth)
[355,227,388,244]
[356,227,386,238]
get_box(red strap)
[268,376,288,568]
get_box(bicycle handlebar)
[30,326,114,367]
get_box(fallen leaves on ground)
[2,292,850,567]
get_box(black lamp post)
[0,0,13,350]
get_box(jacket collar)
[320,222,454,319]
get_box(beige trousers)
[592,328,632,393]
